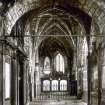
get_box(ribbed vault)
[38,37,73,58]
[10,7,88,51]
[1,0,105,35]
[24,8,86,48]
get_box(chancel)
[0,0,105,105]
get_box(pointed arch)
[43,56,51,74]
[55,53,65,73]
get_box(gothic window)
[52,80,58,91]
[55,53,65,73]
[5,62,11,99]
[43,57,51,74]
[60,80,67,91]
[43,80,50,91]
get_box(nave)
[0,0,105,105]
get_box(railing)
[34,82,77,100]
[34,92,74,100]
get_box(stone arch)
[4,0,105,36]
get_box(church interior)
[0,0,105,105]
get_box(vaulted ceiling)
[23,8,87,48]
[38,37,73,58]
[2,0,105,35]
[9,0,92,52]
[1,0,105,52]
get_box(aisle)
[29,99,87,105]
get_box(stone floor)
[29,100,87,105]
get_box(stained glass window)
[60,80,67,91]
[55,53,65,73]
[43,80,50,91]
[44,57,51,74]
[52,80,58,91]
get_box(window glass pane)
[44,57,51,74]
[5,62,11,99]
[52,80,58,91]
[56,54,59,72]
[60,80,67,91]
[55,53,65,73]
[43,80,50,91]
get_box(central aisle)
[29,100,87,105]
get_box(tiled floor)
[29,100,87,105]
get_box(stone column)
[101,47,105,105]
[76,37,83,98]
[0,16,4,37]
[0,15,5,105]
[11,50,18,105]
[72,52,77,80]
[32,65,35,100]
[97,45,103,105]
[77,66,83,99]
[0,43,3,105]
[23,59,29,104]
[17,52,25,105]
[35,48,41,99]
[87,36,92,105]
[31,46,36,100]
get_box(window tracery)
[43,57,51,74]
[55,53,65,73]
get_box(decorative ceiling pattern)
[23,8,86,50]
[3,0,105,35]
